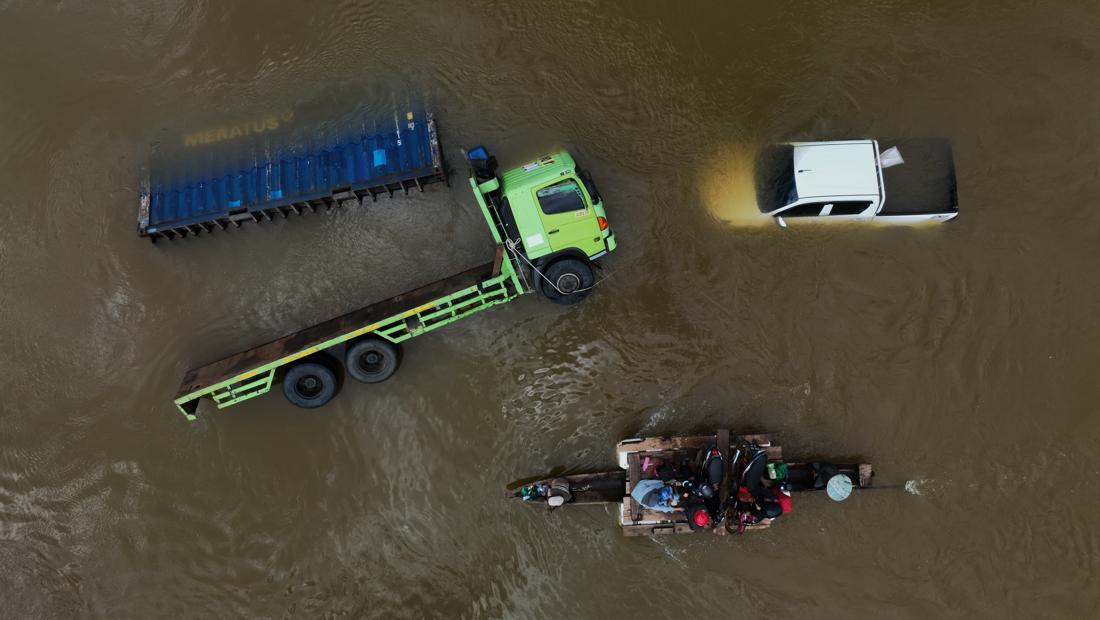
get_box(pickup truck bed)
[879,138,959,216]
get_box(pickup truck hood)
[792,141,880,199]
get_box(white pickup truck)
[754,138,959,227]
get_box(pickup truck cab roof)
[791,140,880,199]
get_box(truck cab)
[755,139,959,227]
[468,147,616,304]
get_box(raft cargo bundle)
[138,109,444,241]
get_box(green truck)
[173,146,616,420]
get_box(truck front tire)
[345,338,401,384]
[540,258,594,305]
[282,362,339,409]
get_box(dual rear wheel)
[281,338,401,409]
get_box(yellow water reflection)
[698,142,771,228]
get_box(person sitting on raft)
[630,479,679,513]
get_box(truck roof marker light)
[597,216,608,231]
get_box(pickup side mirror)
[775,216,787,229]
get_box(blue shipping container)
[139,109,445,240]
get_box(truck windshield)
[754,144,797,214]
[537,180,588,214]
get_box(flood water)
[2,1,1099,617]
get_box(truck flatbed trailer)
[174,246,516,419]
[140,109,444,241]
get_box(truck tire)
[345,338,401,384]
[282,362,339,409]
[540,258,594,305]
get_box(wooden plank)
[617,435,713,454]
[490,244,504,278]
[651,524,692,535]
[618,433,773,456]
[617,437,779,466]
[717,428,731,508]
[635,507,685,523]
[626,453,640,490]
[618,496,688,530]
[858,464,874,487]
[627,453,642,523]
[622,523,692,537]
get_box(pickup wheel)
[282,362,339,409]
[345,338,401,384]
[540,258,594,305]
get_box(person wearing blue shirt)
[630,479,679,513]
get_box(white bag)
[879,146,905,168]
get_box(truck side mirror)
[465,145,497,181]
[775,216,788,229]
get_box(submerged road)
[0,1,1098,616]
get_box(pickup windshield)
[754,144,797,214]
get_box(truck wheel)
[282,362,339,409]
[540,258,594,305]
[345,338,401,384]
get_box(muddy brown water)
[2,1,1099,617]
